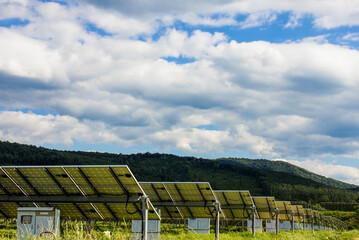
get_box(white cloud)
[3,0,359,33]
[150,124,275,156]
[234,124,276,157]
[1,0,359,185]
[0,0,30,20]
[255,115,314,138]
[286,159,359,185]
[343,32,359,42]
[239,10,277,29]
[284,13,303,28]
[178,13,236,27]
[2,21,359,159]
[211,40,359,90]
[311,0,359,29]
[0,111,136,147]
[80,5,156,37]
[151,128,231,153]
[0,28,69,85]
[79,0,359,29]
[0,111,87,146]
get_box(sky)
[1,0,359,185]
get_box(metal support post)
[311,217,314,233]
[318,218,321,230]
[302,214,305,230]
[141,195,149,240]
[214,202,220,240]
[291,211,294,233]
[275,208,279,235]
[251,205,256,236]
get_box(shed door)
[18,213,36,238]
[35,216,54,235]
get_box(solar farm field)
[1,220,359,240]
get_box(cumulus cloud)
[177,13,236,27]
[1,0,359,185]
[0,111,88,146]
[0,0,30,21]
[2,14,359,158]
[239,10,277,29]
[79,5,156,37]
[343,32,359,41]
[0,28,68,85]
[78,0,359,29]
[284,13,303,28]
[0,111,140,147]
[150,124,275,156]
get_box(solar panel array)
[0,166,160,220]
[0,165,345,233]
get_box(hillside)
[0,141,358,205]
[216,158,358,190]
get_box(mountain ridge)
[215,158,358,190]
[0,140,358,205]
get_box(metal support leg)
[275,208,279,235]
[311,217,314,233]
[291,211,294,233]
[214,202,220,240]
[252,205,256,236]
[141,195,149,240]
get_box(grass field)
[1,219,358,240]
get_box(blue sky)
[1,0,359,184]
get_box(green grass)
[1,219,358,240]
[161,231,359,240]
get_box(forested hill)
[0,141,358,205]
[216,158,358,190]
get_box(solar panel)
[213,190,254,219]
[304,208,313,219]
[0,166,160,221]
[325,216,333,222]
[252,196,277,219]
[276,201,292,221]
[291,205,304,222]
[140,182,221,219]
[312,210,320,226]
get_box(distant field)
[1,220,359,240]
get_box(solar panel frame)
[0,165,160,221]
[291,205,304,222]
[140,182,183,219]
[312,210,321,225]
[140,182,221,219]
[214,190,254,220]
[303,208,313,220]
[276,201,292,221]
[252,196,277,220]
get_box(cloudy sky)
[1,0,359,185]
